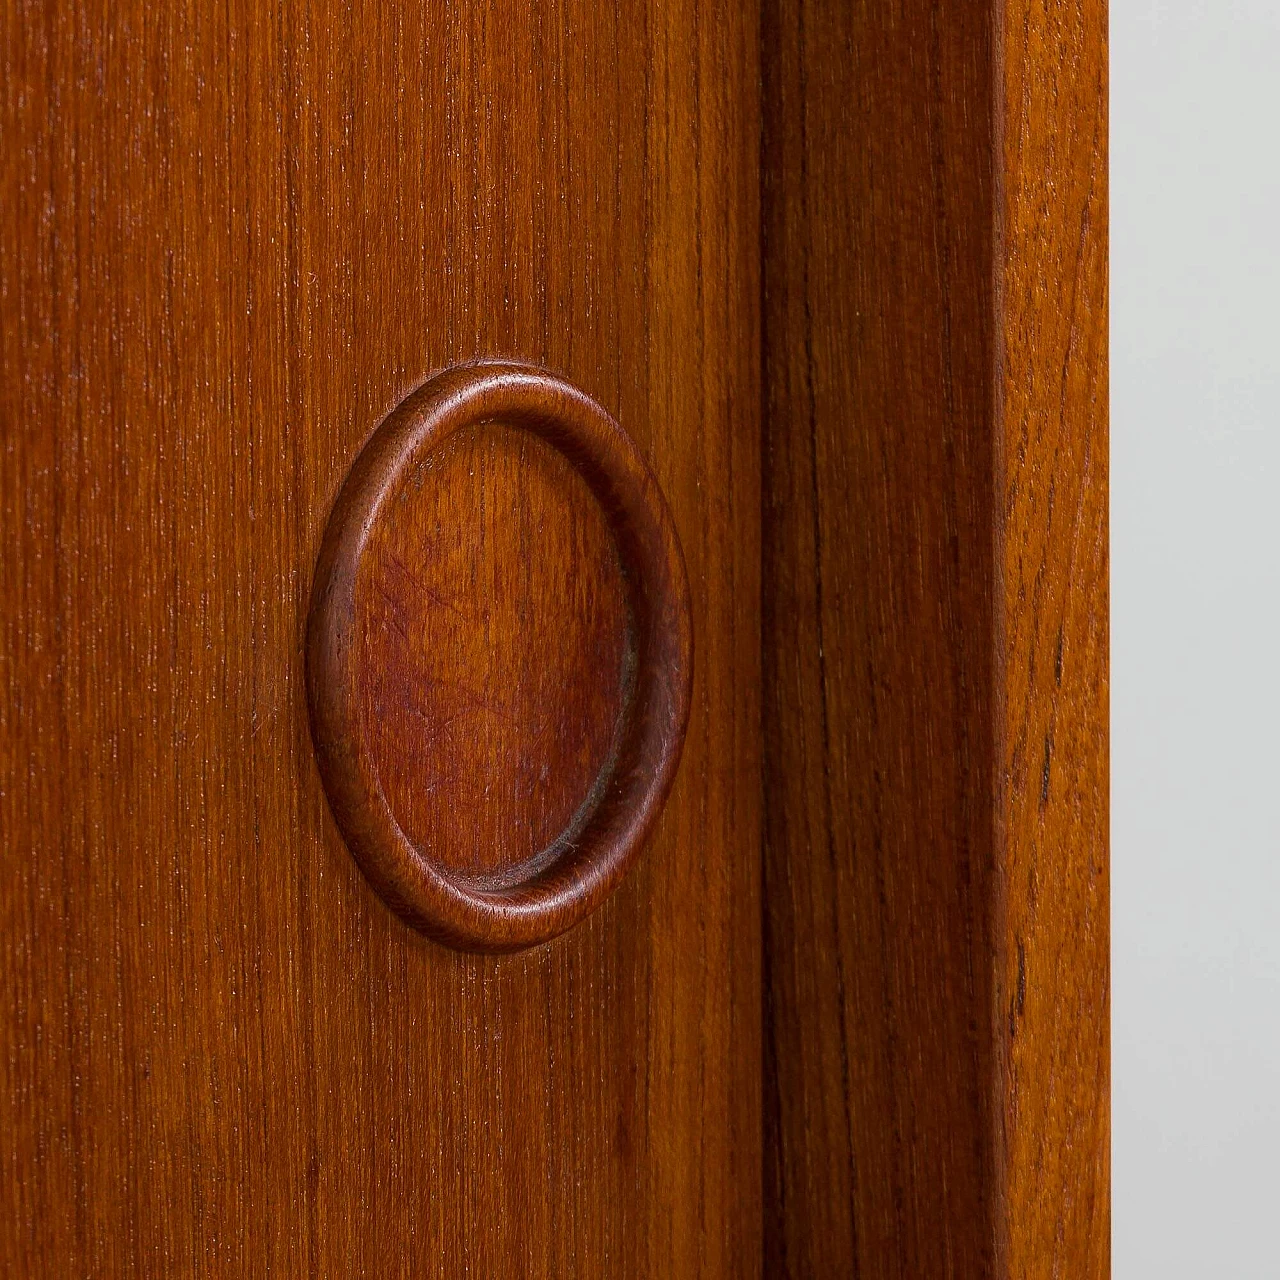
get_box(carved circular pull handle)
[306,363,692,952]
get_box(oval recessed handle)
[306,363,692,952]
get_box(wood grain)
[1,0,1107,1263]
[0,0,760,1272]
[361,422,629,880]
[999,3,1109,1273]
[307,363,694,951]
[761,0,1107,1275]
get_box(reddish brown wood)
[359,419,628,880]
[761,0,1107,1275]
[1,0,1109,1265]
[307,363,693,951]
[0,0,761,1271]
[998,4,1109,1272]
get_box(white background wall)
[1113,2,1280,1273]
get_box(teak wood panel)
[0,0,760,1273]
[761,0,1108,1276]
[356,420,634,880]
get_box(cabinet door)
[0,2,760,1273]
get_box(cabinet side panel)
[761,1,999,1274]
[999,1,1110,1275]
[762,0,1108,1274]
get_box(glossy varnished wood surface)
[307,364,694,951]
[360,420,629,879]
[761,0,1107,1275]
[0,0,760,1272]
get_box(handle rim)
[306,362,693,952]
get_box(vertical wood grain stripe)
[998,1,1109,1274]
